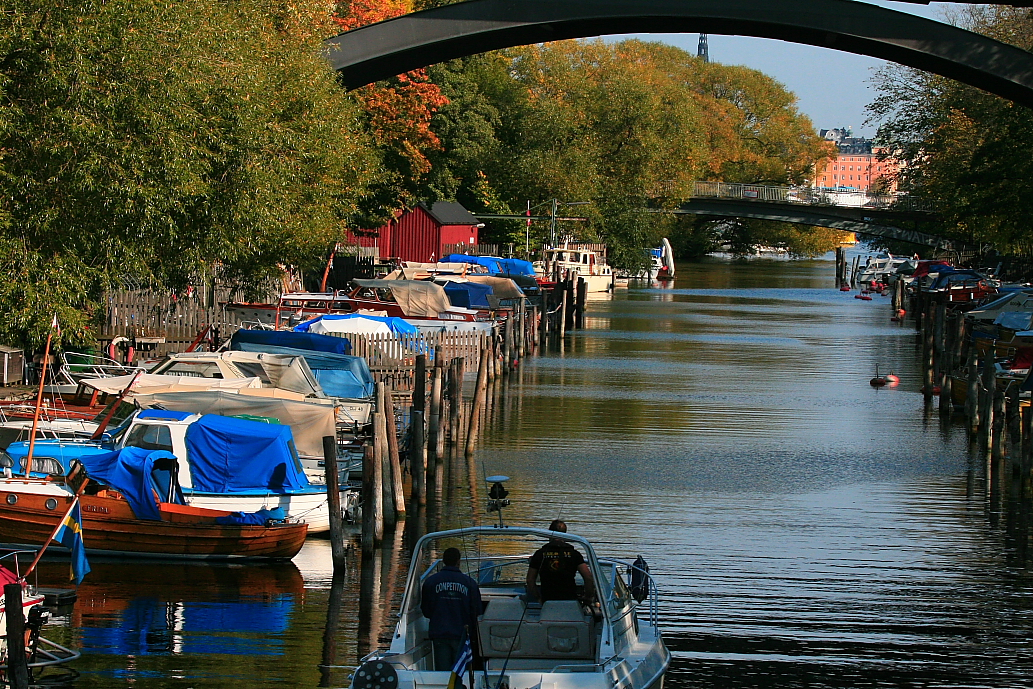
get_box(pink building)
[348,202,482,262]
[812,128,900,192]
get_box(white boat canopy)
[132,389,337,458]
[80,373,263,396]
[354,279,454,318]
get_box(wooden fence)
[100,285,278,359]
[340,330,489,366]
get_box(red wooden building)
[347,202,482,262]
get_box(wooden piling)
[1008,384,1022,476]
[413,354,427,413]
[322,435,348,567]
[922,302,935,400]
[559,287,568,339]
[361,444,382,554]
[502,316,513,374]
[411,410,426,505]
[5,583,28,689]
[966,340,980,435]
[939,311,954,417]
[992,388,1006,463]
[575,278,587,329]
[375,397,396,530]
[384,386,405,520]
[428,358,443,462]
[564,277,576,332]
[433,363,446,460]
[981,348,996,454]
[1022,405,1032,495]
[466,346,490,457]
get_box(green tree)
[868,6,1033,256]
[0,0,379,349]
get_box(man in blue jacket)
[421,547,482,672]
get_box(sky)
[619,1,949,138]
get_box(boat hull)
[0,481,308,560]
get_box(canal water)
[31,254,1033,687]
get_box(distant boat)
[537,244,615,292]
[657,237,676,280]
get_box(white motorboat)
[538,245,615,292]
[855,254,910,287]
[351,525,669,689]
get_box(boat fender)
[354,660,400,689]
[629,555,649,603]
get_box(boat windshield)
[406,529,598,600]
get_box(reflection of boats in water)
[352,526,669,689]
[35,558,304,657]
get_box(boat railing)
[600,558,661,630]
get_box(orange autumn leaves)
[334,0,448,185]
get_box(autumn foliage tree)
[334,0,449,221]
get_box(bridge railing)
[691,181,938,213]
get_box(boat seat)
[478,598,595,660]
[479,598,526,657]
[539,601,594,659]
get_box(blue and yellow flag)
[53,501,90,585]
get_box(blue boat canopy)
[443,281,493,308]
[226,343,374,399]
[446,254,536,277]
[230,328,352,355]
[184,415,310,494]
[79,447,185,521]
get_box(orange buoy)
[860,295,873,301]
[885,374,900,384]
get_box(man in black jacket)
[421,547,482,672]
[526,520,595,603]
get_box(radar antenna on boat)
[485,475,510,527]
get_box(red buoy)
[870,377,887,387]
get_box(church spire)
[697,33,709,63]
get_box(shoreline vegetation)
[3,0,915,351]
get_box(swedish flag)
[53,501,90,585]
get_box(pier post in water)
[322,435,348,568]
[413,354,427,413]
[384,386,405,520]
[466,345,490,457]
[410,410,426,505]
[981,348,997,455]
[575,277,587,329]
[939,311,954,417]
[5,582,28,689]
[559,287,568,339]
[966,340,980,435]
[428,356,443,464]
[361,444,383,554]
[374,388,396,529]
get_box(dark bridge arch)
[676,199,960,251]
[325,0,1033,107]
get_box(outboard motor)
[629,555,649,603]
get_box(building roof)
[420,201,480,226]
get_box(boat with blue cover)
[4,410,358,533]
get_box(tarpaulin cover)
[928,269,986,290]
[294,313,419,337]
[81,374,262,396]
[446,255,536,277]
[443,281,493,308]
[132,390,336,459]
[226,344,374,400]
[353,279,453,318]
[994,311,1033,332]
[911,260,952,279]
[462,275,525,299]
[79,447,184,521]
[230,328,352,355]
[215,507,286,525]
[184,415,309,494]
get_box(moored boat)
[0,449,309,560]
[351,525,669,689]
